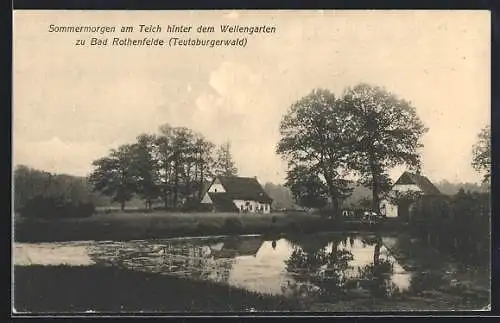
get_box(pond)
[14,232,490,309]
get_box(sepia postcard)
[12,10,491,314]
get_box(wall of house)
[380,199,398,218]
[392,184,421,193]
[233,199,271,214]
[208,183,226,193]
[200,193,212,204]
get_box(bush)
[20,195,95,219]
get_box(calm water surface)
[14,233,490,302]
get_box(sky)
[13,10,490,184]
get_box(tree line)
[278,83,490,216]
[88,123,238,211]
[13,165,96,218]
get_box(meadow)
[13,210,404,243]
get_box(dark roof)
[211,236,263,258]
[217,176,273,203]
[207,193,239,212]
[199,181,212,197]
[394,171,441,195]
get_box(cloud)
[13,11,490,184]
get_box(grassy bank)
[14,211,407,243]
[13,265,304,313]
[14,265,488,313]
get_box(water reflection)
[283,234,410,300]
[80,233,415,299]
[14,232,490,306]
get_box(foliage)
[357,259,396,298]
[284,235,405,300]
[263,182,297,210]
[284,165,329,209]
[411,195,451,222]
[286,245,355,298]
[341,83,428,213]
[435,179,489,195]
[21,195,95,219]
[89,144,137,211]
[277,89,355,214]
[14,165,96,218]
[357,197,373,209]
[155,124,216,209]
[131,133,161,209]
[88,123,218,211]
[409,189,490,263]
[213,141,238,177]
[472,125,491,185]
[277,85,427,216]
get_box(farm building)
[200,176,273,213]
[380,171,442,220]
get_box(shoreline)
[13,212,407,243]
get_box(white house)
[380,171,441,220]
[200,176,273,214]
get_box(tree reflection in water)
[283,234,399,301]
[357,235,399,298]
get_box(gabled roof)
[211,237,263,258]
[394,171,441,195]
[215,176,273,203]
[207,192,239,212]
[199,180,212,197]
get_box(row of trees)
[410,188,490,264]
[13,165,96,218]
[278,84,427,216]
[278,83,491,216]
[89,123,238,211]
[14,165,93,210]
[472,125,491,185]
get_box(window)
[249,205,253,211]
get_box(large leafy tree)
[193,134,215,199]
[213,141,238,177]
[131,133,160,210]
[89,144,137,211]
[472,125,491,185]
[277,89,355,216]
[169,127,195,208]
[285,165,328,209]
[341,83,428,214]
[156,123,175,209]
